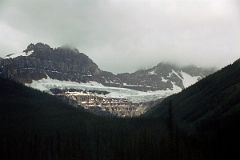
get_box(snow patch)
[166,70,201,88]
[5,50,33,59]
[123,83,149,87]
[148,70,157,75]
[26,76,182,103]
[180,71,201,88]
[161,77,168,83]
[170,70,182,79]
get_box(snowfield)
[25,69,201,103]
[168,70,201,88]
[26,76,182,103]
[180,71,201,88]
[5,50,33,59]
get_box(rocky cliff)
[0,43,217,116]
[0,43,215,92]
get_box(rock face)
[0,42,215,91]
[117,63,214,91]
[146,58,240,131]
[56,90,148,117]
[0,43,215,117]
[0,43,108,83]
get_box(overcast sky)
[0,0,239,73]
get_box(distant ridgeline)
[0,43,215,117]
[0,58,240,160]
[147,58,240,131]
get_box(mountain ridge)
[0,42,215,92]
[146,58,240,131]
[0,60,240,159]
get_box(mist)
[0,0,239,73]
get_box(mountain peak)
[147,57,240,129]
[23,42,51,53]
[156,62,176,67]
[0,43,215,93]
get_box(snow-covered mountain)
[26,75,182,103]
[0,43,215,116]
[5,50,34,59]
[117,63,214,91]
[0,43,214,91]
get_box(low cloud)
[0,0,239,73]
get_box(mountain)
[146,58,240,130]
[0,43,215,116]
[1,62,240,160]
[0,43,214,91]
[117,63,214,91]
[0,77,173,160]
[144,58,240,159]
[0,77,98,131]
[0,43,118,84]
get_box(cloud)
[0,0,239,73]
[0,22,30,54]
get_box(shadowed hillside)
[146,58,240,159]
[1,58,240,160]
[0,77,169,160]
[147,59,240,126]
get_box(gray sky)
[0,0,240,73]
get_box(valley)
[1,1,239,159]
[0,43,215,116]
